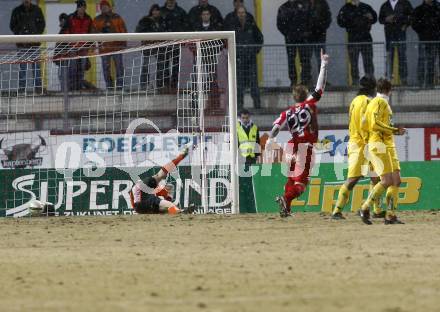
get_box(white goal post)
[0,32,239,216]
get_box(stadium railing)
[1,41,440,133]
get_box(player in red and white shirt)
[267,50,329,217]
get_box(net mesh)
[0,36,235,217]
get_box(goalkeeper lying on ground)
[129,146,194,214]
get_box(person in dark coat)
[9,0,45,93]
[160,0,190,89]
[224,0,256,26]
[193,8,222,32]
[225,5,263,109]
[192,9,224,109]
[379,0,413,85]
[160,0,190,32]
[310,0,331,70]
[411,0,440,87]
[136,4,168,89]
[277,0,313,87]
[136,4,167,34]
[195,13,224,61]
[188,0,223,30]
[53,13,70,92]
[337,0,377,85]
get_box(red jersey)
[273,91,322,144]
[67,12,93,55]
[68,12,93,34]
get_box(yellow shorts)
[347,142,369,178]
[368,142,395,176]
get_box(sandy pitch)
[1,211,440,312]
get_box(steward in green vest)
[237,109,261,164]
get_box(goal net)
[0,32,238,217]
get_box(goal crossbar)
[0,32,236,44]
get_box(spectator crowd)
[8,0,440,102]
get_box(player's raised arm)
[307,49,329,101]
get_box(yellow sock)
[385,187,393,209]
[393,187,399,210]
[385,186,398,217]
[333,184,350,214]
[361,183,386,211]
[370,184,382,214]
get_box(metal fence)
[2,41,440,91]
[249,41,440,89]
[1,41,440,133]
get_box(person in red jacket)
[67,0,95,91]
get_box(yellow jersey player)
[332,76,382,220]
[359,78,406,225]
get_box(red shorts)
[284,141,315,186]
